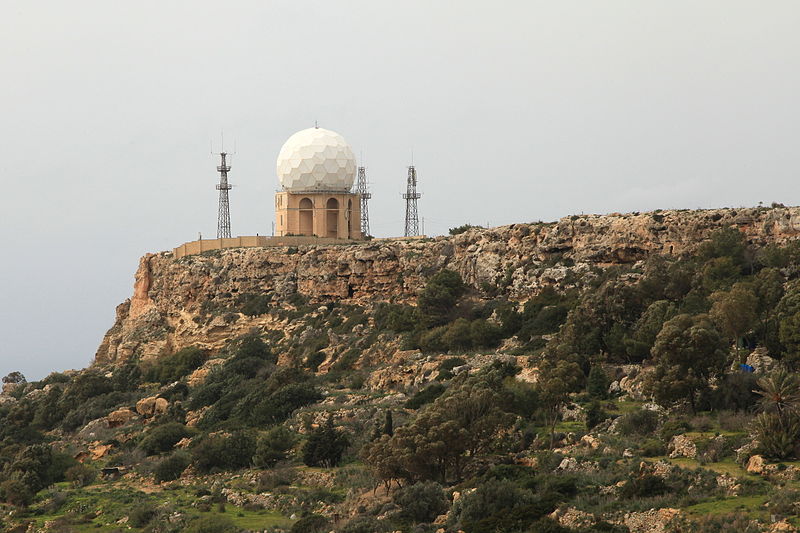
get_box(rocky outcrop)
[668,435,698,459]
[135,396,169,417]
[106,408,137,428]
[95,206,800,366]
[623,508,682,533]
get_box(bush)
[585,401,607,429]
[0,479,33,507]
[144,346,207,384]
[128,504,157,528]
[457,478,556,533]
[237,292,271,316]
[587,366,610,399]
[138,423,192,455]
[302,418,350,468]
[191,431,257,472]
[620,474,670,498]
[616,410,660,437]
[183,514,238,533]
[64,464,96,487]
[290,514,329,533]
[253,425,296,468]
[340,516,388,533]
[639,439,666,457]
[392,481,449,523]
[374,304,418,333]
[418,270,466,327]
[154,452,191,482]
[405,383,446,409]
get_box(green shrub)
[392,481,449,523]
[183,514,238,533]
[616,409,660,436]
[331,348,360,372]
[418,270,466,327]
[144,346,207,384]
[587,366,610,399]
[0,479,33,507]
[405,383,446,409]
[253,425,297,468]
[138,422,192,455]
[290,514,329,533]
[128,504,157,527]
[340,516,388,533]
[237,292,271,316]
[374,303,418,333]
[585,401,607,429]
[457,478,556,533]
[64,464,96,487]
[191,431,257,473]
[302,418,350,468]
[620,474,670,498]
[449,224,482,235]
[639,439,666,457]
[154,451,191,482]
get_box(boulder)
[746,454,766,474]
[580,434,601,449]
[770,520,798,532]
[107,408,137,428]
[623,508,681,533]
[746,347,777,374]
[550,507,594,530]
[668,434,697,458]
[136,396,169,417]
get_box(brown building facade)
[275,191,362,240]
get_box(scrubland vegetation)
[5,226,800,531]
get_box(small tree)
[418,270,466,327]
[154,452,191,482]
[302,417,349,468]
[537,358,584,447]
[65,464,96,487]
[254,425,296,468]
[392,481,449,523]
[586,365,610,399]
[0,479,33,507]
[645,314,728,413]
[709,284,757,360]
[383,410,394,437]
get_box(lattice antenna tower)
[403,165,421,237]
[356,165,371,236]
[215,151,232,239]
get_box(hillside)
[4,206,800,533]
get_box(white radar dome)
[276,127,356,192]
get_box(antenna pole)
[215,152,232,239]
[403,165,421,237]
[356,165,372,237]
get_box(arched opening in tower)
[299,198,313,235]
[326,198,339,238]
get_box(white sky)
[1,1,799,379]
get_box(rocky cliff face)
[94,206,800,366]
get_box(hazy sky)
[2,1,799,379]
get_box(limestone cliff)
[94,206,800,365]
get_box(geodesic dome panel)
[276,127,356,191]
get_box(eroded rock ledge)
[94,206,800,365]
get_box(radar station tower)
[403,165,421,237]
[356,165,371,237]
[215,152,232,239]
